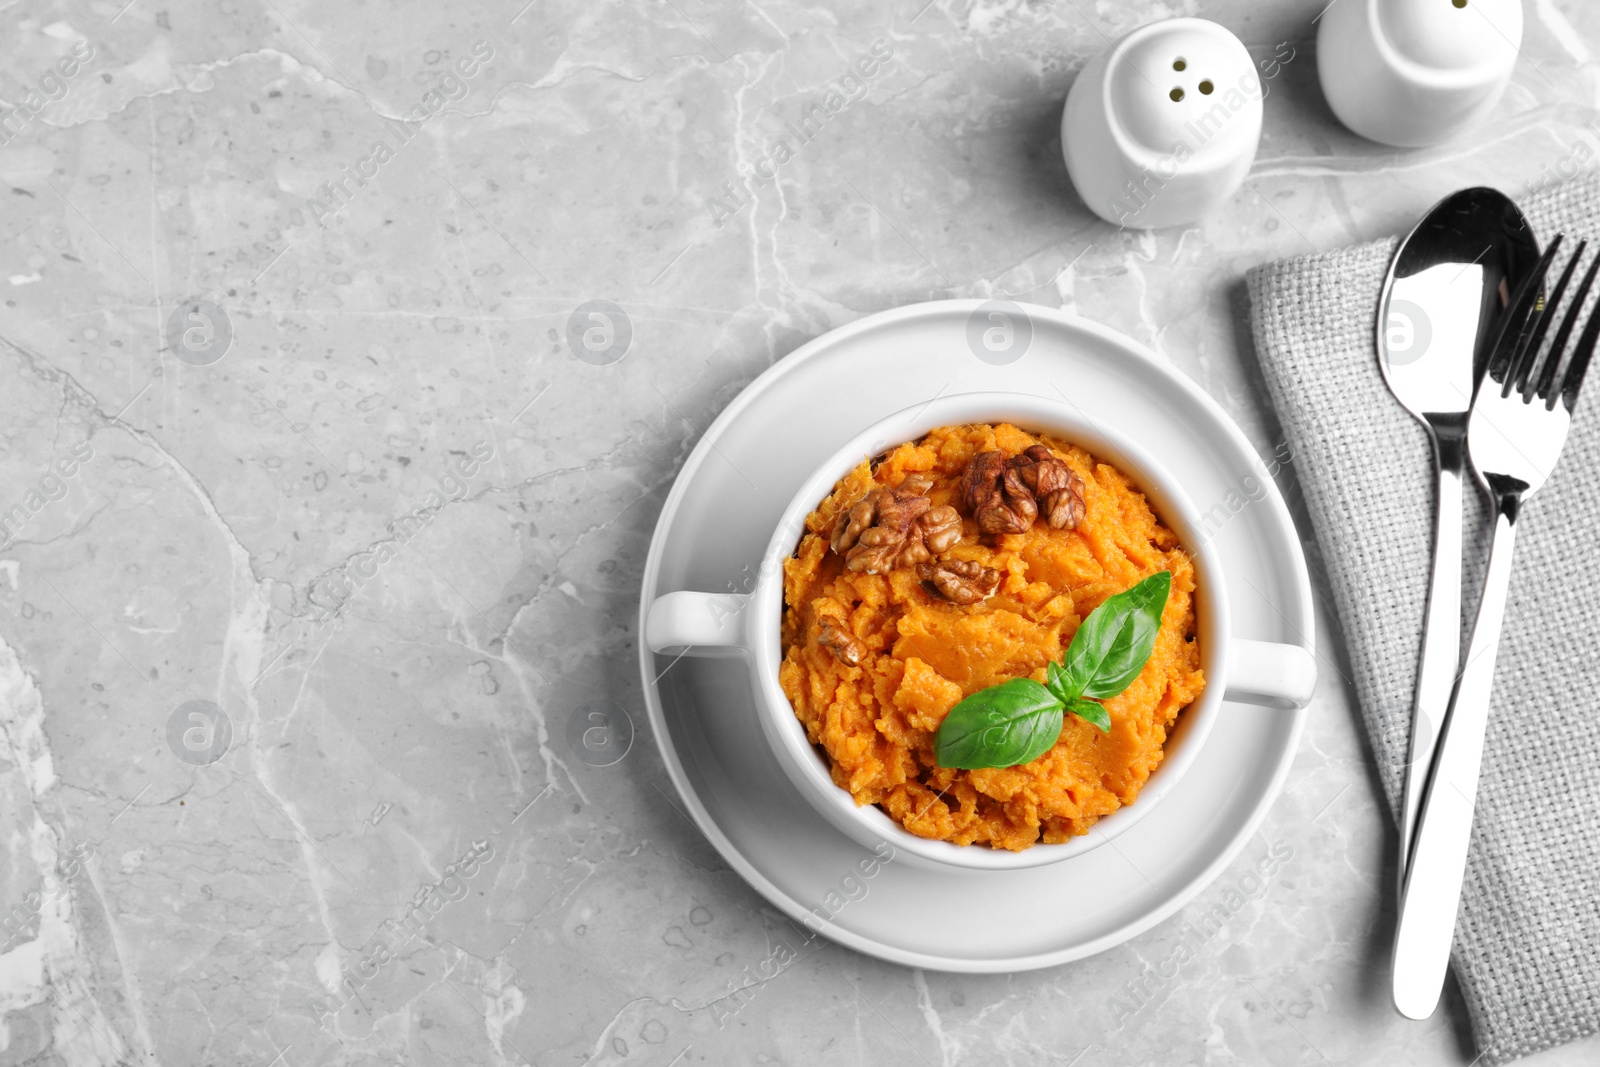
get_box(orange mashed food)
[778,422,1205,851]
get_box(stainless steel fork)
[1392,233,1600,1020]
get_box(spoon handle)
[1392,504,1518,1020]
[1398,434,1464,885]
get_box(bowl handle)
[645,591,752,657]
[1223,639,1317,709]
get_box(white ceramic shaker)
[1061,18,1263,229]
[1318,0,1522,147]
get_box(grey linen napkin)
[1247,175,1600,1066]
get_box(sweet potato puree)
[778,423,1205,851]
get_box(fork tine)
[1537,243,1600,401]
[1486,234,1563,387]
[1519,240,1588,397]
[1559,273,1600,413]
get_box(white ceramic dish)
[645,392,1315,872]
[636,299,1315,971]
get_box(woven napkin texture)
[1247,175,1600,1066]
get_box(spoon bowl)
[1380,188,1540,415]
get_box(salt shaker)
[1061,18,1263,230]
[1318,0,1522,148]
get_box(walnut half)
[917,559,1002,605]
[961,451,1034,535]
[920,505,962,553]
[958,445,1086,535]
[1013,445,1087,530]
[829,475,962,575]
[818,622,866,666]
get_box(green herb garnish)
[932,571,1172,769]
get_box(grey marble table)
[2,0,1598,1064]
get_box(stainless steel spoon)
[1376,187,1539,885]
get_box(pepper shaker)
[1318,0,1522,148]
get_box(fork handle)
[1392,502,1518,1020]
[1398,435,1465,886]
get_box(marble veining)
[2,0,1599,1064]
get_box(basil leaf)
[1058,571,1171,700]
[928,571,1168,769]
[933,678,1065,769]
[1045,659,1073,705]
[1066,697,1111,733]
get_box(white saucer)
[636,299,1313,972]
